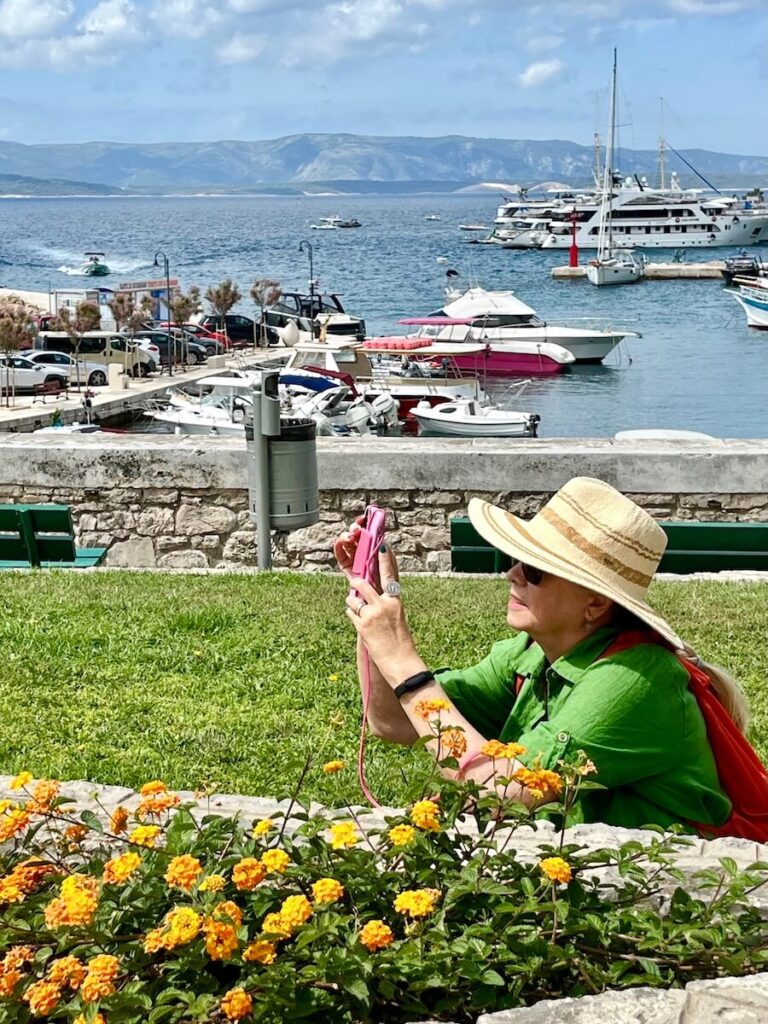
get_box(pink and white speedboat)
[402,285,639,366]
[391,317,574,376]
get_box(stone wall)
[2,434,768,569]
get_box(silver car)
[21,349,109,387]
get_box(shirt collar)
[516,625,623,685]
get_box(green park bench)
[450,517,768,575]
[0,504,106,569]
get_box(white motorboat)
[586,52,646,288]
[281,338,490,416]
[424,214,441,221]
[147,375,391,437]
[458,223,489,231]
[407,285,638,364]
[728,278,768,329]
[412,398,539,438]
[310,217,339,230]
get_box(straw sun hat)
[468,476,683,650]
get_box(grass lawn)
[1,572,766,808]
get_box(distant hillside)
[0,172,125,196]
[0,136,766,191]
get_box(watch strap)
[394,670,435,700]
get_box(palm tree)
[170,285,202,329]
[53,301,101,390]
[0,297,36,408]
[250,278,282,349]
[204,279,242,345]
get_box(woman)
[335,476,747,831]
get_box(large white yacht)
[542,179,768,250]
[494,178,768,250]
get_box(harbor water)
[0,193,764,438]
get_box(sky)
[0,0,765,153]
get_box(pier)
[552,261,726,280]
[0,352,275,433]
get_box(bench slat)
[450,516,768,575]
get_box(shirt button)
[557,731,569,744]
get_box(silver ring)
[385,580,402,598]
[355,598,366,615]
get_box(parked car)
[154,322,230,349]
[132,331,207,367]
[200,314,256,348]
[0,354,68,392]
[20,349,109,387]
[34,331,156,377]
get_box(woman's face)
[505,561,605,640]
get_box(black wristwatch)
[393,670,436,700]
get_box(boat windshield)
[471,314,544,328]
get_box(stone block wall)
[2,435,768,569]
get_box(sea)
[0,193,764,438]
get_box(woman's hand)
[332,518,363,579]
[345,546,424,686]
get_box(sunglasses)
[511,560,546,586]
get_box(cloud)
[525,33,564,52]
[283,0,412,64]
[666,0,755,11]
[0,0,74,39]
[216,31,266,63]
[151,0,222,40]
[518,58,565,88]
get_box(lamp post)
[298,240,315,324]
[153,250,173,377]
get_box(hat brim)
[468,497,683,650]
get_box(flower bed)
[2,736,768,1023]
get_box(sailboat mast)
[596,49,617,261]
[658,97,666,190]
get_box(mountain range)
[0,134,766,193]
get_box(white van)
[33,331,157,377]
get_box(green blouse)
[438,626,730,830]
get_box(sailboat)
[586,50,646,287]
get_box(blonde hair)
[678,644,751,736]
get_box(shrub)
[1,728,767,1023]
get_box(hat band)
[558,489,662,564]
[538,506,654,590]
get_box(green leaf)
[79,808,105,833]
[481,969,505,986]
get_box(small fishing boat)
[82,252,110,276]
[728,278,768,329]
[721,251,767,287]
[412,398,540,438]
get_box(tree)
[108,293,153,374]
[204,279,242,345]
[0,297,36,408]
[52,301,101,390]
[169,285,202,329]
[169,286,202,367]
[250,278,282,349]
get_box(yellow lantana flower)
[539,857,572,885]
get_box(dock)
[0,352,276,433]
[552,261,725,280]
